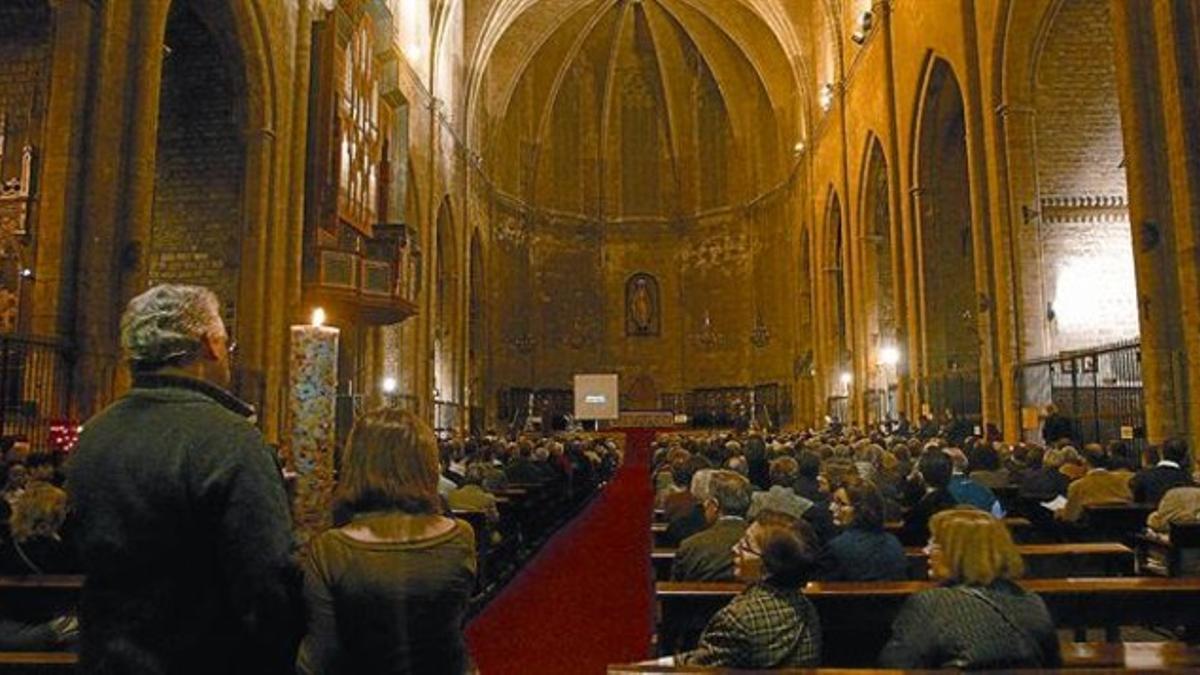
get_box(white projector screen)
[574,374,620,420]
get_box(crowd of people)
[0,284,621,674]
[651,420,1200,669]
[1,280,1197,673]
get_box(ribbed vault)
[469,0,808,221]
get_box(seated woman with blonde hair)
[297,409,477,674]
[879,508,1060,669]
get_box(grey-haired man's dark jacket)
[67,373,302,675]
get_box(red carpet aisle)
[466,430,656,674]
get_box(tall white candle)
[289,308,339,540]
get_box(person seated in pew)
[898,449,958,547]
[819,480,908,581]
[447,463,501,526]
[879,508,1061,670]
[677,512,821,668]
[531,444,563,484]
[0,481,78,651]
[1132,438,1194,507]
[1147,485,1200,534]
[1019,446,1069,502]
[946,448,1004,517]
[791,451,824,504]
[504,440,543,485]
[297,409,477,675]
[672,471,751,581]
[1055,444,1133,523]
[662,460,712,547]
[966,443,1010,490]
[750,457,835,544]
[1057,445,1087,482]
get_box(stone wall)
[148,6,244,332]
[1033,0,1136,353]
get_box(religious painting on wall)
[625,272,659,336]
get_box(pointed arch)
[912,56,981,419]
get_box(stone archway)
[433,196,458,430]
[149,2,246,332]
[913,58,981,419]
[824,189,849,415]
[860,137,896,420]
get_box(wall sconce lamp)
[851,10,874,44]
[819,83,835,112]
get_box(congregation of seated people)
[0,420,620,671]
[649,418,1200,670]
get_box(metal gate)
[1018,340,1144,448]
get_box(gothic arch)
[912,56,982,418]
[824,187,848,384]
[857,135,896,413]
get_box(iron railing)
[1018,339,1144,447]
[0,335,73,448]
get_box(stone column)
[994,103,1045,442]
[31,0,97,343]
[73,0,144,417]
[1149,1,1200,463]
[1109,0,1189,445]
[907,185,929,415]
[880,1,911,418]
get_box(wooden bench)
[1081,503,1156,543]
[0,652,78,673]
[1136,522,1200,577]
[652,543,1131,582]
[902,542,1133,579]
[886,517,1035,544]
[612,640,1200,672]
[656,577,1200,665]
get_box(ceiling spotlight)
[793,141,806,155]
[840,371,853,386]
[382,377,398,394]
[19,268,33,280]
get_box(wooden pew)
[611,640,1200,673]
[886,517,1035,544]
[0,652,77,673]
[1081,503,1156,543]
[656,577,1200,665]
[1136,522,1200,577]
[652,542,1131,582]
[902,542,1133,579]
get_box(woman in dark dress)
[297,409,476,674]
[821,481,908,581]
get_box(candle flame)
[312,308,327,327]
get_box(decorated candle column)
[289,308,339,541]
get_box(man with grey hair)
[672,470,752,581]
[67,284,302,675]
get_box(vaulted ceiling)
[467,0,811,222]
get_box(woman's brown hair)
[334,408,441,516]
[929,508,1024,585]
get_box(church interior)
[3,0,1200,672]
